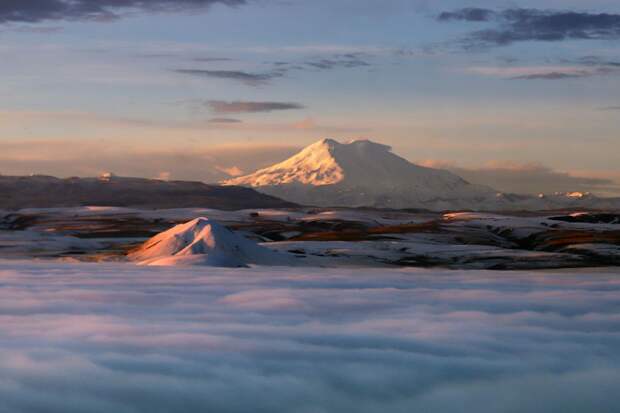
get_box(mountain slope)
[225,139,496,209]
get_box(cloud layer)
[439,8,620,47]
[174,53,373,87]
[207,100,305,114]
[421,160,620,195]
[173,69,285,86]
[0,0,246,24]
[467,64,619,80]
[0,263,619,412]
[0,140,299,183]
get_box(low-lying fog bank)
[0,262,618,412]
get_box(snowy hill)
[225,139,496,209]
[128,217,291,267]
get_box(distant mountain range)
[3,141,619,212]
[225,138,620,211]
[0,175,295,210]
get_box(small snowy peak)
[128,217,291,267]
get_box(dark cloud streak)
[303,53,372,70]
[175,53,373,88]
[173,69,285,86]
[577,56,620,67]
[193,57,235,62]
[439,8,620,47]
[512,71,592,80]
[208,117,243,123]
[207,100,305,114]
[438,8,496,22]
[0,0,246,24]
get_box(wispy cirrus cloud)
[173,69,286,86]
[438,8,620,48]
[302,53,372,70]
[208,117,243,123]
[7,25,64,33]
[174,52,373,86]
[192,56,236,62]
[577,55,620,67]
[207,100,305,114]
[467,63,620,80]
[267,52,374,75]
[438,8,496,23]
[511,70,604,80]
[0,0,246,24]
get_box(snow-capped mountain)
[128,217,290,267]
[224,138,620,211]
[224,138,496,209]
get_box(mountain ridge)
[0,174,296,210]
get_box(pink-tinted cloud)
[0,140,300,183]
[420,160,620,196]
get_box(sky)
[1,0,620,195]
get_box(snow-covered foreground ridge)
[0,262,619,413]
[225,138,620,211]
[3,207,619,269]
[128,217,290,267]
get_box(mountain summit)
[224,139,495,209]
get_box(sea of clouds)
[0,262,619,412]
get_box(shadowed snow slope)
[224,138,495,209]
[128,217,290,267]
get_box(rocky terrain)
[1,207,619,269]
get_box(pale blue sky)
[1,0,619,193]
